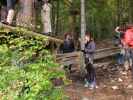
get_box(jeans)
[7,0,16,10]
[85,63,96,83]
[128,48,133,72]
[117,53,124,65]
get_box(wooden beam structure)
[56,47,120,72]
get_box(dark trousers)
[7,0,16,10]
[85,58,96,83]
[128,48,133,73]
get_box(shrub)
[0,32,67,100]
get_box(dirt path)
[64,63,133,100]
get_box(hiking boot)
[84,81,89,88]
[89,81,97,90]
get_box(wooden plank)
[96,47,119,52]
[58,59,80,66]
[56,52,80,57]
[94,47,120,59]
[56,47,120,66]
[56,56,80,62]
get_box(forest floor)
[64,63,133,100]
[64,40,133,100]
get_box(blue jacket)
[84,40,96,64]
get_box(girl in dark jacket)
[60,33,75,71]
[60,33,75,53]
[83,32,96,89]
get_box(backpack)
[113,35,121,46]
[113,31,124,46]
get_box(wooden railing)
[0,23,120,70]
[56,47,120,68]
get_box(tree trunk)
[16,0,36,29]
[116,0,121,25]
[81,0,86,50]
[128,0,133,23]
[55,0,60,35]
[41,2,52,34]
[0,6,7,22]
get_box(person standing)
[60,33,75,72]
[123,26,133,74]
[82,32,96,89]
[114,26,125,65]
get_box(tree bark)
[128,0,133,23]
[16,0,36,29]
[81,0,86,50]
[55,0,60,35]
[41,2,52,34]
[116,0,121,25]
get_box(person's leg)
[84,62,91,87]
[117,53,124,65]
[89,64,96,89]
[84,62,96,89]
[130,48,133,75]
[124,48,130,71]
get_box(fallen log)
[0,22,63,43]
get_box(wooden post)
[80,0,86,74]
[16,0,36,29]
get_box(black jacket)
[60,40,75,53]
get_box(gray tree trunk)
[16,0,36,29]
[41,2,52,34]
[80,0,86,72]
[81,0,86,50]
[129,0,133,23]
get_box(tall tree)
[128,0,133,23]
[16,0,36,29]
[41,0,52,34]
[81,0,86,50]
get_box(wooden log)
[0,22,63,43]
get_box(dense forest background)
[47,0,133,39]
[1,0,133,39]
[0,0,133,99]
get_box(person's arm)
[84,41,96,53]
[115,26,120,33]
